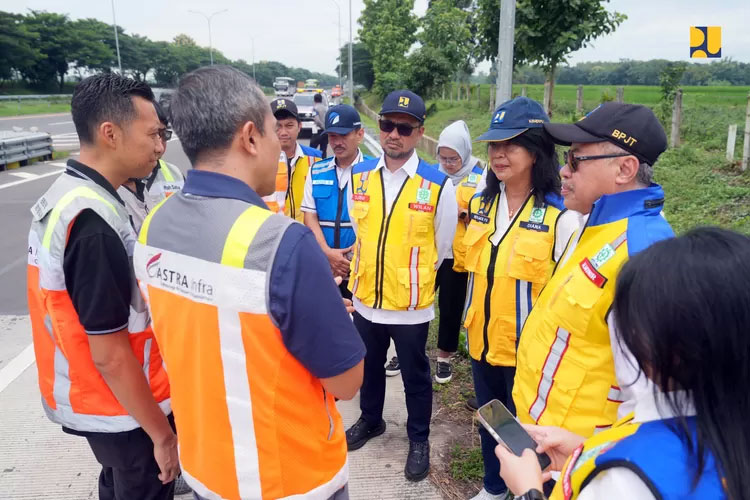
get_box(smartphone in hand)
[477,399,551,470]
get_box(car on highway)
[331,86,342,97]
[293,92,328,136]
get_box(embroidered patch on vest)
[591,243,615,269]
[580,258,607,288]
[409,203,434,213]
[416,188,431,203]
[352,193,370,202]
[519,221,549,232]
[529,206,547,224]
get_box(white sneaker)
[469,488,510,500]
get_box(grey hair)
[170,65,268,164]
[601,141,653,186]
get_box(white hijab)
[437,120,481,185]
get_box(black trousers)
[84,413,176,500]
[339,280,353,300]
[353,312,432,442]
[435,259,469,353]
[310,132,328,157]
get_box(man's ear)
[240,121,259,156]
[615,155,640,185]
[98,121,118,149]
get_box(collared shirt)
[288,142,306,173]
[300,149,364,214]
[179,169,365,379]
[347,151,458,325]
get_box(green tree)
[477,0,625,113]
[0,12,44,80]
[337,42,375,89]
[358,0,418,96]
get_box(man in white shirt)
[344,90,457,482]
[301,104,368,298]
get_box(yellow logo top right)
[690,26,721,58]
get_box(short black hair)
[154,101,169,127]
[274,109,300,122]
[314,93,323,103]
[71,73,155,145]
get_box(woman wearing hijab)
[463,98,578,500]
[496,227,750,500]
[430,120,485,384]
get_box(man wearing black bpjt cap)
[301,104,372,298]
[270,98,322,221]
[344,90,457,482]
[512,103,676,444]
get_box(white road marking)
[0,344,35,395]
[0,169,63,190]
[8,171,38,179]
[50,162,67,167]
[49,121,73,126]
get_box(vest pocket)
[406,212,432,245]
[396,266,431,309]
[507,231,553,283]
[312,183,334,200]
[462,223,491,272]
[351,201,370,234]
[548,269,605,335]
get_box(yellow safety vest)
[348,158,447,311]
[285,147,321,222]
[463,191,564,366]
[452,164,484,273]
[513,185,673,438]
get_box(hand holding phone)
[477,399,551,470]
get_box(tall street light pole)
[189,9,228,65]
[331,0,342,90]
[348,0,354,103]
[110,0,122,73]
[494,0,516,106]
[250,37,256,81]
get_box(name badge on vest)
[519,221,549,232]
[352,193,370,202]
[579,258,608,288]
[471,213,490,224]
[409,203,434,213]
[313,179,335,186]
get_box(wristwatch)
[516,489,546,500]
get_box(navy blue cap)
[323,104,362,135]
[379,90,426,122]
[475,97,549,142]
[271,98,298,120]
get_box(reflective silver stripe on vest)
[529,327,572,421]
[319,221,353,228]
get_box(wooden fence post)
[616,87,624,103]
[477,85,481,108]
[670,89,683,148]
[742,92,750,171]
[576,85,584,114]
[442,85,446,100]
[489,85,495,111]
[521,86,527,97]
[726,124,738,162]
[450,83,454,103]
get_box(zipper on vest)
[374,175,410,309]
[322,388,334,440]
[480,244,500,363]
[334,185,345,248]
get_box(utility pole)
[110,0,122,74]
[251,37,256,81]
[494,0,516,106]
[331,0,342,90]
[348,0,354,103]
[189,9,228,65]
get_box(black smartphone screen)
[477,399,551,470]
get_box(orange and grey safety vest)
[27,169,170,433]
[134,192,348,499]
[263,152,288,213]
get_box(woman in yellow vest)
[464,97,578,500]
[495,227,748,500]
[433,120,484,384]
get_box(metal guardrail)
[0,131,53,169]
[0,94,72,101]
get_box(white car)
[293,92,328,136]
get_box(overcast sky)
[5,0,749,76]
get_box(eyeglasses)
[379,119,420,137]
[563,150,633,172]
[159,129,173,141]
[437,154,461,166]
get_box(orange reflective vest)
[263,152,288,213]
[348,158,448,311]
[135,193,348,500]
[463,191,565,366]
[27,169,170,433]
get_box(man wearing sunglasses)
[345,90,458,482]
[513,103,675,441]
[118,101,185,233]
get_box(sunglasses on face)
[563,150,633,172]
[379,119,420,137]
[159,129,173,141]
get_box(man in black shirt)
[27,73,178,500]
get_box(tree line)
[0,10,338,92]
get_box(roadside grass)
[0,99,71,117]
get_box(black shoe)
[435,360,452,384]
[405,440,430,481]
[466,396,479,411]
[346,417,386,451]
[385,356,400,377]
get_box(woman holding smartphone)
[463,97,578,500]
[496,227,750,500]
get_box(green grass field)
[0,99,71,117]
